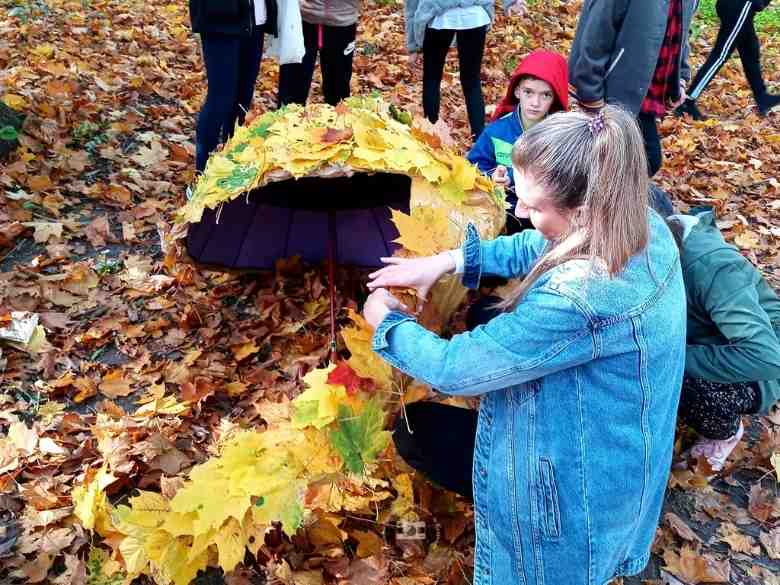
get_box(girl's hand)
[364,288,410,328]
[408,52,420,69]
[669,80,687,109]
[367,254,455,303]
[508,0,527,16]
[492,165,510,187]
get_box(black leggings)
[688,0,766,101]
[278,21,356,107]
[394,401,477,500]
[678,377,761,439]
[196,28,264,171]
[637,112,662,178]
[422,25,487,141]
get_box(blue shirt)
[467,108,523,205]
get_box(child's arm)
[568,0,630,110]
[372,285,594,396]
[686,262,780,383]
[466,131,497,176]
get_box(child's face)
[514,78,555,123]
[512,169,572,239]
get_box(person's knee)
[392,402,431,460]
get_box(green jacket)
[677,208,780,412]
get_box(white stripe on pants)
[688,0,753,100]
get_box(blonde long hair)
[499,105,650,308]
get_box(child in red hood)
[467,49,568,228]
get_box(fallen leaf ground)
[0,1,779,584]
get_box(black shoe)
[675,99,706,121]
[757,94,780,117]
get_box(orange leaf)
[231,340,260,361]
[73,377,98,403]
[180,378,216,403]
[98,369,134,399]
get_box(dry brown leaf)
[718,522,758,554]
[662,546,730,584]
[84,216,114,246]
[23,221,63,243]
[131,140,168,167]
[760,528,780,560]
[748,483,777,523]
[664,512,702,543]
[350,529,384,558]
[38,526,76,554]
[13,553,55,583]
[98,369,134,398]
[8,422,38,455]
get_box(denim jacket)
[373,211,686,585]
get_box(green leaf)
[227,141,249,161]
[216,166,257,191]
[0,125,18,141]
[329,398,391,475]
[249,111,280,138]
[389,104,412,126]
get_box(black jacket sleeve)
[189,0,278,36]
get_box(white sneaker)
[689,420,744,471]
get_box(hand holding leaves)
[367,254,455,302]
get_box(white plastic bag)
[265,0,305,65]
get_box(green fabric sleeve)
[685,260,780,383]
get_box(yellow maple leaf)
[146,533,208,585]
[169,429,305,537]
[391,207,454,257]
[187,528,216,563]
[161,511,196,537]
[287,428,342,476]
[390,473,416,520]
[72,464,117,532]
[291,364,348,429]
[119,534,148,575]
[214,518,245,572]
[133,394,190,418]
[437,156,479,204]
[2,93,27,110]
[341,310,394,390]
[123,491,169,529]
[243,516,267,557]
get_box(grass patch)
[696,0,780,32]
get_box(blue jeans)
[196,28,264,171]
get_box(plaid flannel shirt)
[641,0,683,116]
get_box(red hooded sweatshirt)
[491,49,569,122]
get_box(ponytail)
[498,106,650,307]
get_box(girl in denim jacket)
[364,107,686,585]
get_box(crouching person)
[669,208,780,471]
